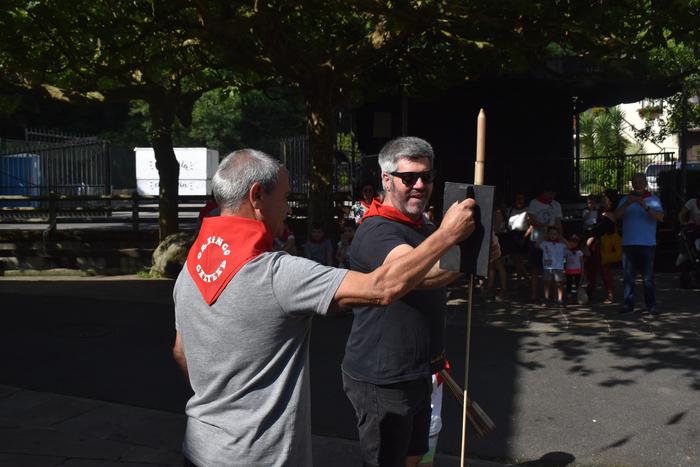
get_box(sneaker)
[619,307,634,314]
[648,308,659,316]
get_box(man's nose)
[413,177,426,190]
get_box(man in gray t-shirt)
[173,149,476,467]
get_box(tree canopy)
[2,0,699,233]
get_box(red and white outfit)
[565,248,584,275]
[565,247,584,295]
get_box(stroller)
[677,224,700,288]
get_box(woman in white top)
[678,194,700,226]
[506,193,531,279]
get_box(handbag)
[600,229,622,265]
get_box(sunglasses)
[390,170,436,186]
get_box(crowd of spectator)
[199,173,699,315]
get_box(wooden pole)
[474,109,486,185]
[461,108,486,467]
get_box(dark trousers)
[585,243,614,299]
[622,245,656,312]
[342,372,431,467]
[565,273,581,294]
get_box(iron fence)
[0,132,111,209]
[502,151,677,202]
[578,152,675,196]
[278,133,361,197]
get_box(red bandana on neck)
[537,195,553,205]
[186,216,273,305]
[641,191,652,199]
[360,199,424,228]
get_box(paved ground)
[0,271,698,466]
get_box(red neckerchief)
[537,195,553,205]
[360,199,424,228]
[550,239,560,243]
[186,216,273,305]
[435,359,450,386]
[633,191,652,199]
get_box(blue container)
[0,153,42,207]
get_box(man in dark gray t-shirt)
[173,149,476,467]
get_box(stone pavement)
[0,385,508,467]
[0,275,510,467]
[1,272,698,466]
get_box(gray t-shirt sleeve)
[271,253,348,316]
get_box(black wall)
[355,80,576,209]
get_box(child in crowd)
[564,234,584,301]
[303,222,334,266]
[273,219,297,255]
[335,220,356,268]
[537,225,567,307]
[582,195,600,228]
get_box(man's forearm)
[173,332,190,383]
[374,229,460,301]
[334,229,460,308]
[649,210,664,222]
[416,264,463,289]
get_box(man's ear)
[250,182,264,208]
[381,172,391,192]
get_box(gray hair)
[212,149,283,211]
[378,136,434,174]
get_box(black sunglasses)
[390,170,436,186]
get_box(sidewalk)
[0,276,511,467]
[1,273,697,466]
[0,385,508,467]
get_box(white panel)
[136,179,211,196]
[134,147,219,180]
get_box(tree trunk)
[150,99,180,241]
[305,77,337,234]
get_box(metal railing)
[0,135,111,203]
[0,193,203,232]
[577,152,675,195]
[0,192,320,232]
